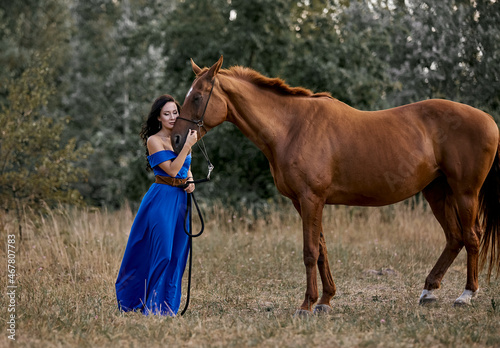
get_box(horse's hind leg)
[452,191,482,306]
[421,177,482,305]
[420,178,464,304]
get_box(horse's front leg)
[315,232,336,313]
[295,196,324,316]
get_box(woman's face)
[158,102,179,130]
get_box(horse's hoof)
[419,289,437,305]
[313,304,333,315]
[453,300,468,307]
[293,309,313,318]
[419,297,437,305]
[453,289,478,307]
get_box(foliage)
[61,0,171,206]
[387,0,500,118]
[285,0,396,110]
[0,0,71,83]
[0,56,92,237]
[1,0,499,207]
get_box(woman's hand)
[184,182,195,193]
[184,129,198,150]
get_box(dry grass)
[1,199,499,347]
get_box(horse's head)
[172,56,227,154]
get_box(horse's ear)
[191,59,202,76]
[207,56,223,80]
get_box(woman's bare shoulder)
[147,134,174,154]
[147,134,160,145]
[147,135,163,154]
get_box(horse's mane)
[198,66,333,99]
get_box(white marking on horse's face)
[186,87,193,99]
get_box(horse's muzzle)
[173,133,184,154]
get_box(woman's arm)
[147,130,197,177]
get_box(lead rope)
[179,192,204,316]
[195,128,214,181]
[178,156,213,316]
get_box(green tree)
[284,0,396,110]
[0,0,72,108]
[0,57,92,239]
[388,0,500,122]
[64,0,173,206]
[3,0,495,211]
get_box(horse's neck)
[222,78,293,160]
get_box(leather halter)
[175,77,216,182]
[176,78,216,135]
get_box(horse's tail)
[479,138,500,281]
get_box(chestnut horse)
[172,56,500,315]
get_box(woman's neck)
[156,129,171,139]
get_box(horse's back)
[302,99,499,205]
[348,99,498,167]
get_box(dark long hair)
[140,94,181,170]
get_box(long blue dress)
[115,150,191,316]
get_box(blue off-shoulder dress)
[115,150,191,316]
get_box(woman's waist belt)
[155,175,188,187]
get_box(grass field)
[1,199,499,347]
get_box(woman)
[115,94,198,316]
